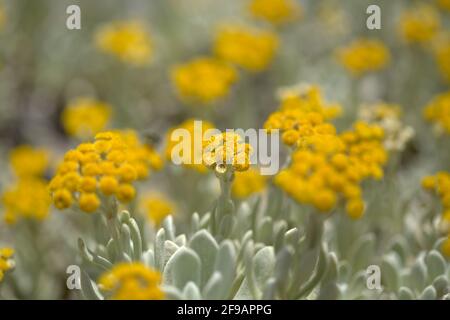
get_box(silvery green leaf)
[175,234,187,247]
[214,240,236,296]
[284,228,299,247]
[155,228,165,271]
[397,287,414,300]
[126,217,142,260]
[106,238,117,262]
[253,246,276,293]
[425,250,447,280]
[347,270,367,299]
[163,240,179,269]
[162,285,183,300]
[274,246,294,295]
[381,253,401,291]
[163,216,176,242]
[322,252,338,284]
[200,212,211,229]
[408,258,427,292]
[273,221,287,251]
[349,234,375,272]
[433,237,446,251]
[262,277,277,300]
[142,249,155,268]
[191,212,200,234]
[338,261,351,283]
[389,236,409,264]
[289,248,319,296]
[80,271,103,300]
[219,214,235,239]
[163,247,201,289]
[189,229,219,287]
[203,272,225,299]
[419,285,437,300]
[257,217,273,244]
[318,282,340,300]
[432,275,449,298]
[183,281,202,300]
[120,224,133,258]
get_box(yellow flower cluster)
[2,179,51,224]
[0,248,14,282]
[275,120,387,218]
[437,0,450,11]
[232,168,267,199]
[423,91,450,135]
[62,98,112,139]
[359,103,415,152]
[171,57,237,104]
[165,119,215,173]
[202,132,252,174]
[264,85,342,147]
[336,38,390,76]
[214,24,279,72]
[95,21,153,66]
[141,193,174,226]
[49,130,162,213]
[9,145,49,178]
[248,0,302,26]
[399,4,440,44]
[422,172,450,256]
[98,262,164,300]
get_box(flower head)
[0,247,14,282]
[2,178,51,224]
[49,130,162,213]
[62,98,112,139]
[202,132,252,175]
[171,57,237,104]
[95,21,153,66]
[423,91,450,135]
[249,0,302,26]
[9,145,49,178]
[399,4,440,44]
[141,193,174,226]
[214,24,278,72]
[98,262,164,300]
[232,168,267,199]
[336,38,390,76]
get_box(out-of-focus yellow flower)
[437,0,450,11]
[1,178,51,224]
[274,118,386,218]
[49,130,162,213]
[336,38,390,76]
[171,57,237,104]
[214,24,278,72]
[62,98,112,139]
[98,262,164,300]
[265,84,342,147]
[359,103,414,152]
[433,36,450,83]
[423,91,450,135]
[232,168,267,199]
[9,145,49,178]
[202,132,252,175]
[141,193,174,226]
[249,0,302,26]
[399,4,440,44]
[0,248,15,282]
[165,119,215,173]
[95,21,153,66]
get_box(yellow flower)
[49,130,161,213]
[249,0,302,26]
[337,38,390,76]
[1,178,51,224]
[62,98,112,139]
[98,262,164,300]
[232,168,267,199]
[202,132,252,175]
[399,4,440,44]
[141,193,174,226]
[0,248,15,283]
[171,57,237,104]
[95,21,153,66]
[423,91,450,135]
[9,145,49,178]
[433,36,450,83]
[437,0,450,11]
[165,119,215,173]
[214,24,278,72]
